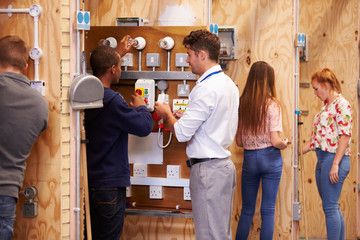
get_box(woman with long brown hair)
[235,61,288,240]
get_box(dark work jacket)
[84,87,153,188]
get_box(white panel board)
[128,132,163,164]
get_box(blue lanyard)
[200,70,222,83]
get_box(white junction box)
[150,185,163,199]
[135,79,155,111]
[30,80,45,96]
[166,165,180,179]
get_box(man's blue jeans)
[0,195,16,240]
[315,149,350,240]
[89,187,126,240]
[236,146,283,240]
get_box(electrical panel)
[218,26,238,60]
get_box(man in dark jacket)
[84,36,153,240]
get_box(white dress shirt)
[174,65,239,159]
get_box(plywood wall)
[298,0,359,239]
[0,0,356,239]
[0,0,63,239]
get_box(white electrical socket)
[133,163,147,177]
[166,165,180,179]
[126,186,132,197]
[149,185,163,199]
[183,187,191,200]
[121,53,133,67]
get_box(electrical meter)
[135,79,155,111]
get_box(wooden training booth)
[0,0,357,239]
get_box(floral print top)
[242,100,282,150]
[310,94,352,155]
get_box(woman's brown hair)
[238,61,280,135]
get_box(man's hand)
[130,92,146,108]
[154,102,172,120]
[117,35,135,57]
[173,110,184,120]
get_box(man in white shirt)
[154,30,239,240]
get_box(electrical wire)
[158,127,172,148]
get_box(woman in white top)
[235,61,288,240]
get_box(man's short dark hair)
[90,45,120,78]
[0,35,28,71]
[183,30,220,62]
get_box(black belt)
[186,158,217,168]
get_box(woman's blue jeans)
[315,149,350,240]
[236,146,283,240]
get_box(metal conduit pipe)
[294,0,300,206]
[75,1,81,240]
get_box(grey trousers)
[190,157,236,240]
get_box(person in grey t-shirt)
[0,35,48,240]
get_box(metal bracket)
[300,82,310,88]
[120,71,197,81]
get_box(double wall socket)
[183,187,191,200]
[133,163,147,177]
[150,185,163,199]
[166,165,180,178]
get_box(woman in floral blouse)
[235,61,288,240]
[303,68,352,240]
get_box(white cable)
[157,128,172,148]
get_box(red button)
[135,89,142,95]
[144,99,148,103]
